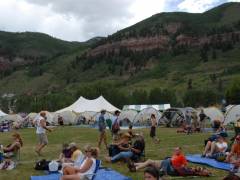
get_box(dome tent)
[133,107,162,126]
[198,107,224,123]
[0,109,7,117]
[34,111,55,125]
[1,114,23,123]
[224,105,240,125]
[160,107,197,127]
[118,110,138,126]
[53,111,77,125]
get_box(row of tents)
[0,95,240,127]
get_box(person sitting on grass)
[0,132,23,170]
[128,147,211,177]
[58,143,72,163]
[108,132,131,157]
[61,145,98,180]
[202,133,228,160]
[144,166,160,180]
[69,142,83,162]
[105,133,145,163]
[226,135,240,169]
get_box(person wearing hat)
[35,111,52,156]
[97,110,108,150]
[202,133,228,158]
[105,133,145,163]
[226,135,240,165]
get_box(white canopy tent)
[133,107,162,126]
[0,109,7,117]
[56,96,120,113]
[224,105,240,125]
[123,104,170,112]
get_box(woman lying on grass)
[61,145,98,180]
[128,147,211,177]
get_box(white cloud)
[178,0,221,13]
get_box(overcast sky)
[0,0,239,42]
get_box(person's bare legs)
[103,131,108,150]
[209,141,218,156]
[61,174,80,180]
[35,143,46,155]
[98,130,107,149]
[203,141,212,155]
[134,159,161,171]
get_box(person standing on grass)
[97,110,108,150]
[150,114,160,144]
[111,110,121,141]
[199,109,207,132]
[35,111,52,156]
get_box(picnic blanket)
[186,154,233,171]
[31,168,132,180]
[92,168,132,180]
[31,173,61,180]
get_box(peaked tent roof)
[0,109,7,117]
[56,96,120,113]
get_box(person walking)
[150,114,160,143]
[97,110,108,150]
[35,111,52,156]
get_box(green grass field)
[0,127,230,180]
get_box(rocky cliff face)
[88,31,240,57]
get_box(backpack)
[34,159,50,170]
[112,118,120,134]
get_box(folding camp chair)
[91,159,101,180]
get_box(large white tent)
[56,96,120,113]
[123,104,170,111]
[133,107,162,126]
[224,105,240,125]
[0,109,7,117]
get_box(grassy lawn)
[0,127,230,180]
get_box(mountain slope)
[0,2,240,112]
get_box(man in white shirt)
[35,111,52,156]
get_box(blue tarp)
[94,169,132,180]
[31,173,61,180]
[186,154,233,171]
[31,168,132,180]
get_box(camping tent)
[160,107,197,127]
[0,109,7,117]
[53,111,77,125]
[198,107,224,123]
[123,104,171,111]
[224,105,240,125]
[22,112,38,127]
[118,110,138,126]
[133,107,162,126]
[56,96,120,113]
[1,114,23,123]
[34,111,55,125]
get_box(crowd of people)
[2,109,240,180]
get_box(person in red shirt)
[128,147,186,172]
[226,135,240,165]
[128,147,210,176]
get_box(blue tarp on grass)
[186,154,233,171]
